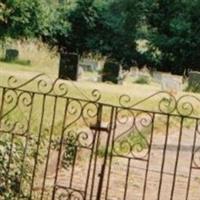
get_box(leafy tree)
[42,0,99,54]
[89,0,145,67]
[40,0,103,80]
[146,0,200,74]
[42,0,146,68]
[0,0,47,39]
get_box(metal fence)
[0,74,200,200]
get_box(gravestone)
[141,66,150,74]
[152,71,162,84]
[5,49,19,62]
[188,71,200,92]
[59,53,79,81]
[130,67,139,78]
[102,59,120,84]
[161,74,182,94]
[79,58,98,72]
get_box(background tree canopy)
[41,0,100,54]
[88,0,145,66]
[145,0,200,74]
[1,0,200,74]
[0,0,47,39]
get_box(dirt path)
[33,120,200,200]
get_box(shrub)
[0,137,32,199]
[134,75,151,84]
[0,132,48,199]
[61,134,77,170]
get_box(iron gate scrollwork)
[0,73,200,200]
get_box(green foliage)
[0,0,145,67]
[0,129,49,199]
[145,0,200,74]
[2,0,200,75]
[114,127,150,155]
[89,0,145,65]
[0,0,47,39]
[0,137,31,199]
[134,75,151,84]
[42,0,99,54]
[96,146,112,158]
[41,0,146,64]
[61,134,77,170]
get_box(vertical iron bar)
[89,104,103,200]
[4,90,18,187]
[40,97,57,200]
[51,98,69,200]
[157,115,170,200]
[96,106,114,200]
[123,158,131,200]
[104,107,117,199]
[185,119,198,200]
[5,132,15,187]
[17,93,35,199]
[69,146,78,188]
[142,113,155,200]
[29,95,46,199]
[84,115,99,199]
[170,117,184,200]
[0,88,5,123]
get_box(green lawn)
[1,56,200,136]
[1,59,200,114]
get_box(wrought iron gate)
[0,74,200,200]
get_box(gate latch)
[90,124,108,132]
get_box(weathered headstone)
[152,71,162,84]
[102,59,120,84]
[130,67,139,78]
[188,71,200,92]
[78,66,84,79]
[97,74,102,82]
[79,58,98,72]
[59,53,79,81]
[141,66,150,74]
[161,74,182,94]
[5,49,19,62]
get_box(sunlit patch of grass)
[114,126,151,156]
[0,40,59,76]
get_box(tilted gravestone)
[102,59,120,84]
[59,53,79,81]
[188,71,200,92]
[5,49,19,62]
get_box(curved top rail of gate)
[1,73,200,118]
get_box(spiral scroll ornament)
[55,188,84,200]
[0,90,33,134]
[113,110,152,159]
